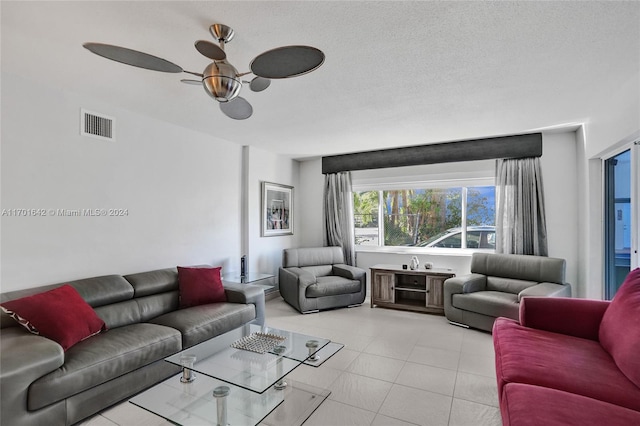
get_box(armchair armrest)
[444,273,487,294]
[333,264,366,281]
[517,282,571,302]
[224,284,266,326]
[280,267,317,289]
[519,297,610,341]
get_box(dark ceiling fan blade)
[180,79,202,85]
[249,77,271,92]
[83,43,183,73]
[250,45,324,79]
[219,97,253,120]
[194,40,226,61]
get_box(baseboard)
[265,290,280,301]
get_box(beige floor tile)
[448,398,502,426]
[303,399,376,426]
[347,352,406,382]
[363,337,415,360]
[99,402,171,426]
[461,329,495,357]
[379,384,452,426]
[407,345,461,371]
[322,347,360,371]
[395,362,457,396]
[328,371,393,412]
[457,351,496,378]
[372,413,420,426]
[416,330,464,352]
[285,364,342,389]
[76,414,118,426]
[453,372,499,407]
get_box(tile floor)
[81,297,501,426]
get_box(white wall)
[298,159,324,248]
[244,146,300,285]
[539,131,579,291]
[1,74,242,291]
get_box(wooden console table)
[370,264,455,315]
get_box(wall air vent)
[80,109,115,141]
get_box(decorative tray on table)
[231,332,286,354]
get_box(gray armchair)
[444,252,571,331]
[279,247,366,313]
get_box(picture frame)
[261,182,293,237]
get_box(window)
[354,186,495,249]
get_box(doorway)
[604,149,632,299]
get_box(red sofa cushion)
[177,266,226,308]
[599,267,640,388]
[501,383,640,426]
[493,318,640,411]
[0,284,107,351]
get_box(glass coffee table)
[130,324,332,426]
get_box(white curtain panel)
[495,157,548,256]
[323,171,356,265]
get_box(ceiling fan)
[83,23,325,120]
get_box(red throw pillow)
[0,284,107,351]
[599,267,640,387]
[177,266,227,308]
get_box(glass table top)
[164,324,330,394]
[130,324,332,426]
[222,272,275,284]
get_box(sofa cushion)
[1,285,107,351]
[599,267,640,388]
[453,291,519,320]
[28,323,181,410]
[66,275,135,307]
[178,266,226,308]
[149,303,255,348]
[283,247,344,268]
[486,276,537,294]
[301,265,333,278]
[500,383,640,426]
[124,268,179,297]
[471,252,565,284]
[306,276,362,298]
[493,317,640,411]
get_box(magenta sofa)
[493,268,640,425]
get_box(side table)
[222,272,277,299]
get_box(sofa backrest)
[0,275,135,329]
[0,268,181,330]
[486,276,539,294]
[471,253,566,288]
[283,247,344,268]
[123,268,180,321]
[599,267,640,388]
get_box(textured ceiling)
[2,1,638,159]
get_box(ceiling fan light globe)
[203,76,242,102]
[202,61,242,102]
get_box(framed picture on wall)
[261,182,294,237]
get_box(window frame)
[353,177,496,254]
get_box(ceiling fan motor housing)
[203,61,242,102]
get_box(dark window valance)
[322,133,542,174]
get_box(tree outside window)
[354,186,495,248]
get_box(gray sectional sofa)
[0,267,265,425]
[444,252,571,331]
